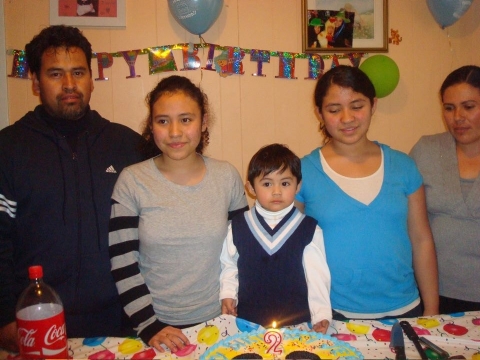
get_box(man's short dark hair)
[25,25,93,77]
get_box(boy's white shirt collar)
[254,200,294,226]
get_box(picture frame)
[50,0,126,28]
[302,0,388,53]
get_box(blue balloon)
[426,0,472,29]
[168,0,224,35]
[379,318,398,325]
[83,336,106,347]
[235,317,260,332]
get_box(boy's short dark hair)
[247,143,302,185]
[25,25,93,78]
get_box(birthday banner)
[7,42,364,81]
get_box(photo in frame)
[302,0,388,53]
[50,0,126,28]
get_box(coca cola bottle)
[16,265,68,359]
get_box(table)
[6,312,480,359]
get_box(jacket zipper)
[72,148,83,314]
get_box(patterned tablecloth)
[7,312,480,359]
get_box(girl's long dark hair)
[140,76,210,159]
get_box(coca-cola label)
[17,311,68,359]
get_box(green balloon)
[359,55,400,98]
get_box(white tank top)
[320,148,384,205]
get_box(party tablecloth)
[8,312,480,359]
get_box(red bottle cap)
[28,265,43,279]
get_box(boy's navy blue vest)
[232,208,317,327]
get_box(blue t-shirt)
[296,143,423,314]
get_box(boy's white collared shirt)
[219,201,332,325]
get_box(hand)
[221,298,237,316]
[147,326,189,353]
[423,306,439,316]
[0,321,19,353]
[312,319,329,334]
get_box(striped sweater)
[108,156,248,343]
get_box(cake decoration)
[200,328,363,359]
[264,328,283,356]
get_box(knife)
[418,336,450,359]
[399,320,428,360]
[390,322,406,360]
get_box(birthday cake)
[200,329,363,359]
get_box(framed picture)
[302,0,388,53]
[50,0,126,28]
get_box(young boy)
[219,144,331,333]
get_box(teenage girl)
[296,65,439,321]
[109,76,248,352]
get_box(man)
[0,25,144,352]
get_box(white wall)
[4,0,480,180]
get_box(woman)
[296,65,439,320]
[410,65,480,314]
[109,76,248,352]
